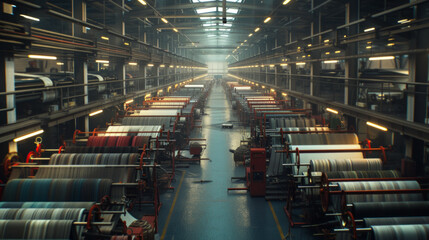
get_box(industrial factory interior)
[1,0,429,239]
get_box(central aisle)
[158,83,289,240]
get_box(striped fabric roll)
[65,146,139,153]
[333,181,423,208]
[2,179,112,202]
[49,153,138,165]
[371,224,429,240]
[0,208,85,221]
[326,170,400,179]
[364,216,429,227]
[0,220,74,239]
[287,133,359,145]
[0,202,94,210]
[310,158,383,173]
[87,136,150,148]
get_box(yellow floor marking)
[160,170,186,240]
[268,201,285,239]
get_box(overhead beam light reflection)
[283,0,292,5]
[20,14,40,21]
[264,17,271,23]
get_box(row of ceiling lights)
[138,0,196,47]
[227,56,395,69]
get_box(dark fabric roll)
[35,167,135,183]
[0,219,74,239]
[2,179,111,202]
[0,202,94,210]
[351,201,429,218]
[49,153,138,165]
[364,216,429,227]
[371,224,429,240]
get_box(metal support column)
[344,1,358,130]
[0,54,17,152]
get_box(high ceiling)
[127,0,282,62]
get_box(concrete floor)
[157,84,314,240]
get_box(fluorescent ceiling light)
[147,63,154,67]
[161,18,168,23]
[129,62,138,66]
[364,27,375,32]
[101,36,109,40]
[283,0,291,5]
[296,62,306,66]
[264,17,271,23]
[28,55,57,60]
[326,108,338,114]
[369,56,395,61]
[248,33,253,37]
[366,121,388,131]
[398,19,412,24]
[20,14,40,21]
[89,109,103,116]
[56,62,64,66]
[173,28,178,32]
[254,27,260,32]
[96,60,109,63]
[138,0,147,5]
[282,92,287,96]
[160,64,165,67]
[244,40,247,42]
[13,130,44,142]
[125,99,134,104]
[324,60,339,64]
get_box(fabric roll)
[287,133,359,145]
[333,181,423,209]
[0,208,85,221]
[371,224,429,240]
[364,216,429,227]
[49,153,138,165]
[310,159,383,173]
[2,179,112,202]
[351,201,429,219]
[0,219,74,239]
[326,170,400,179]
[290,144,363,174]
[65,146,139,153]
[0,202,94,210]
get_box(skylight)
[226,8,239,14]
[192,0,242,2]
[196,7,217,14]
